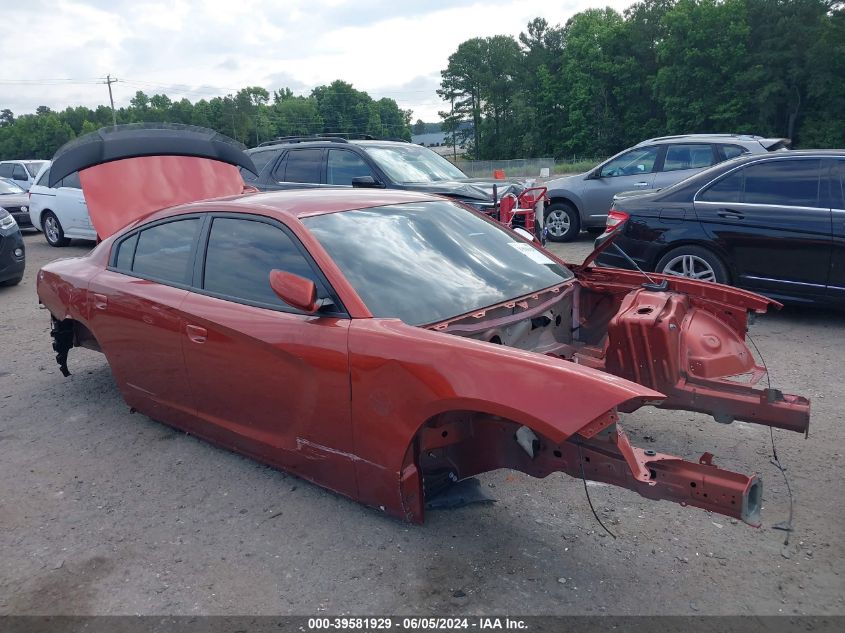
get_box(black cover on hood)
[49,123,257,188]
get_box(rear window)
[126,218,201,285]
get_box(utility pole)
[104,75,118,127]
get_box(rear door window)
[242,150,278,182]
[662,144,716,172]
[721,144,748,160]
[202,217,326,310]
[130,218,201,285]
[699,169,744,203]
[327,150,374,185]
[35,167,51,186]
[743,159,821,207]
[60,171,81,189]
[282,149,323,183]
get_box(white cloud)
[0,0,632,121]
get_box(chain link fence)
[451,157,607,179]
[452,158,555,179]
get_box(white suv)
[0,160,49,191]
[28,162,96,247]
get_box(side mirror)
[351,176,384,188]
[268,269,319,313]
[586,169,601,180]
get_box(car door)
[178,214,356,497]
[651,143,718,190]
[55,171,94,238]
[694,157,832,301]
[87,216,203,426]
[264,148,325,190]
[829,158,845,303]
[581,146,661,218]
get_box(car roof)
[164,187,442,222]
[246,139,412,152]
[635,134,774,146]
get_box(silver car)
[543,134,789,241]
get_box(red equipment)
[497,185,548,234]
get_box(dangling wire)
[747,332,794,546]
[578,443,617,539]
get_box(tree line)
[438,0,845,160]
[0,80,412,160]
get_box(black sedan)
[595,150,845,307]
[0,207,25,286]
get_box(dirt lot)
[1,230,843,616]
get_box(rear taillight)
[604,208,629,233]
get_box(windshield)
[304,200,573,325]
[365,145,468,183]
[24,161,47,177]
[0,179,24,194]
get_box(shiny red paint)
[78,156,245,239]
[268,270,319,313]
[36,156,810,527]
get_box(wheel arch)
[397,407,570,523]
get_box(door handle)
[93,293,107,310]
[634,182,650,187]
[186,324,207,344]
[717,209,744,220]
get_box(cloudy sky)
[2,0,632,122]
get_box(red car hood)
[79,156,245,239]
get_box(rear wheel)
[656,245,729,284]
[544,202,580,242]
[42,211,70,247]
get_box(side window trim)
[694,165,745,204]
[194,212,348,317]
[696,158,826,208]
[107,214,208,290]
[270,150,289,182]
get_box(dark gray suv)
[243,136,519,212]
[544,134,790,241]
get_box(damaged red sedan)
[37,126,810,527]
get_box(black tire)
[655,245,729,284]
[544,202,581,242]
[42,211,70,247]
[0,275,23,287]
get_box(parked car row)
[596,150,845,307]
[6,129,843,309]
[543,133,789,242]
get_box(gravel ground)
[1,230,843,616]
